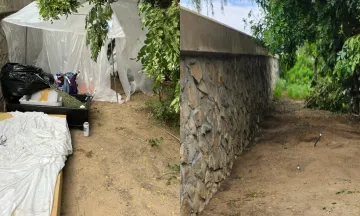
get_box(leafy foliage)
[286,83,312,99]
[187,0,228,16]
[273,78,286,99]
[147,137,164,147]
[274,50,313,100]
[284,55,313,85]
[170,80,180,113]
[244,0,360,112]
[137,0,180,97]
[335,35,360,78]
[142,0,173,8]
[250,0,360,69]
[85,1,116,60]
[36,0,81,21]
[36,0,116,61]
[138,0,180,120]
[145,85,180,127]
[305,77,351,113]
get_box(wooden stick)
[162,128,180,143]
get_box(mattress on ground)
[0,112,72,216]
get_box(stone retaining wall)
[180,8,278,216]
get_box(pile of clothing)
[54,72,79,95]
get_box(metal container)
[83,122,89,137]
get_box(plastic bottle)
[83,122,89,137]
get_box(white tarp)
[1,0,153,103]
[0,112,72,216]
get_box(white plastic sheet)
[1,0,153,102]
[0,112,72,216]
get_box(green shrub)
[286,83,312,99]
[284,55,314,85]
[138,1,180,115]
[146,98,179,127]
[274,53,314,99]
[305,77,351,113]
[273,78,287,98]
[273,77,312,100]
[147,137,164,147]
[145,85,180,127]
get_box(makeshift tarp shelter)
[1,0,153,103]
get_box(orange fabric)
[77,83,94,94]
[39,89,51,101]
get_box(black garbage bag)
[0,63,54,102]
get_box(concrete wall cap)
[180,7,275,58]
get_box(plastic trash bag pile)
[0,63,54,102]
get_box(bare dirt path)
[201,98,360,216]
[60,93,179,216]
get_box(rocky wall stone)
[180,55,278,215]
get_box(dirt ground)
[60,93,180,216]
[201,98,360,216]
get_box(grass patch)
[286,83,312,99]
[273,78,287,98]
[336,190,345,195]
[335,189,357,195]
[274,52,314,100]
[168,163,180,173]
[273,78,312,99]
[147,137,164,147]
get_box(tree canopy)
[250,0,360,75]
[245,0,360,113]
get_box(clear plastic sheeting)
[1,0,153,102]
[0,112,72,216]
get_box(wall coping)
[180,7,274,57]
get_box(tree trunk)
[313,57,318,80]
[353,71,359,114]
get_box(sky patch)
[180,0,262,36]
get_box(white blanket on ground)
[0,112,72,216]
